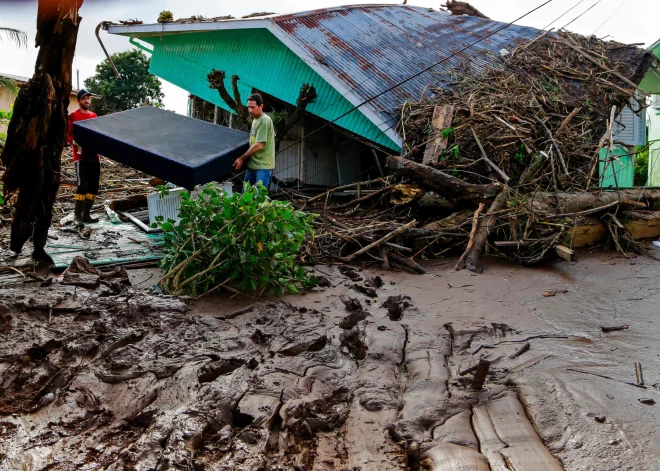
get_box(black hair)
[247,93,263,106]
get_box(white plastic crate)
[147,182,233,226]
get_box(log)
[471,359,490,390]
[417,191,458,211]
[532,190,660,214]
[463,189,509,272]
[1,0,83,262]
[390,255,427,274]
[422,105,454,165]
[386,156,501,202]
[455,203,485,270]
[555,245,575,261]
[339,220,416,262]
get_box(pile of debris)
[293,32,660,272]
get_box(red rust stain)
[335,70,360,90]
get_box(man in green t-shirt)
[233,93,275,189]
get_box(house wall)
[1,87,78,134]
[599,95,647,188]
[139,29,399,152]
[648,95,660,186]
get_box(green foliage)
[441,127,454,139]
[0,26,27,49]
[0,107,11,147]
[155,183,317,297]
[439,144,460,162]
[0,76,18,97]
[633,145,649,187]
[514,143,525,164]
[84,49,164,116]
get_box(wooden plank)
[555,245,575,261]
[422,105,454,166]
[572,211,660,248]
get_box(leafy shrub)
[633,145,649,187]
[155,182,317,297]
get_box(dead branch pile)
[293,32,660,272]
[399,31,652,191]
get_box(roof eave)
[105,18,270,37]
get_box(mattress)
[73,106,250,189]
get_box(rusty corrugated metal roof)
[270,5,541,136]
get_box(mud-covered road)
[1,251,659,470]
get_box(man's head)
[247,93,264,119]
[77,89,93,111]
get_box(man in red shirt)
[67,89,101,228]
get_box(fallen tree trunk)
[1,0,83,261]
[532,190,660,214]
[386,156,501,202]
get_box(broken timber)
[386,156,501,202]
[422,105,454,166]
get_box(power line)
[542,0,588,30]
[592,0,631,35]
[561,0,606,30]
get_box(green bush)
[634,145,649,187]
[155,182,317,297]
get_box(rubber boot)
[73,198,85,228]
[82,195,99,224]
[32,247,55,268]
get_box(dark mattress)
[73,106,250,189]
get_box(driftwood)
[1,0,83,261]
[463,189,509,272]
[386,156,501,202]
[455,203,485,270]
[422,105,454,165]
[532,190,660,214]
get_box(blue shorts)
[244,168,273,189]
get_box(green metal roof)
[137,28,400,151]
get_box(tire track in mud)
[0,268,567,470]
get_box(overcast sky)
[1,0,658,114]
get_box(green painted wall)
[599,145,635,188]
[140,29,400,151]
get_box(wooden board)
[572,211,660,248]
[422,105,454,166]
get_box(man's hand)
[233,157,244,171]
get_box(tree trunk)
[273,84,317,151]
[386,156,501,202]
[532,190,660,214]
[1,0,83,259]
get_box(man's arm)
[233,141,264,170]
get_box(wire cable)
[592,0,631,35]
[561,0,606,30]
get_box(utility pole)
[76,69,79,90]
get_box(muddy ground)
[1,250,660,470]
